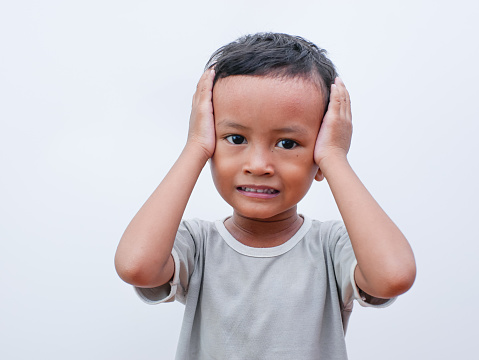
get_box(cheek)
[283,150,318,174]
[210,155,234,191]
[288,166,317,186]
[280,156,318,190]
[209,158,221,187]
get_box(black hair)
[205,32,338,108]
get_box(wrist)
[317,152,350,177]
[183,140,213,164]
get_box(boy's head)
[208,33,337,221]
[205,32,337,109]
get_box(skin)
[211,75,323,247]
[115,69,416,299]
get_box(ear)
[314,168,324,182]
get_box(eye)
[276,139,298,149]
[225,135,247,145]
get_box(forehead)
[213,75,324,128]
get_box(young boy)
[115,33,416,359]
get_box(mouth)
[236,186,280,198]
[237,186,279,194]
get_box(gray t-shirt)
[136,216,394,359]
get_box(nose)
[242,146,274,176]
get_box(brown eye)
[277,139,297,149]
[226,135,247,145]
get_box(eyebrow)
[272,125,309,135]
[216,120,249,131]
[217,120,309,135]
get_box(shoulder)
[178,218,217,238]
[301,218,353,266]
[309,218,344,234]
[306,218,348,247]
[175,218,222,252]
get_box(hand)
[314,78,352,179]
[187,69,216,160]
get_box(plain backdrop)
[1,1,478,359]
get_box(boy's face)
[211,75,324,221]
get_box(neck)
[225,207,303,248]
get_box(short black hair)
[205,32,338,107]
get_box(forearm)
[115,143,209,287]
[321,155,416,298]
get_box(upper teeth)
[241,187,276,194]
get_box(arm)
[315,78,416,299]
[114,69,216,288]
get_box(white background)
[1,1,478,359]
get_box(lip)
[236,185,280,199]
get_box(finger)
[193,69,215,106]
[337,78,350,105]
[343,85,352,120]
[337,79,348,120]
[196,68,213,87]
[335,78,350,120]
[340,81,352,121]
[327,82,341,115]
[334,78,346,103]
[197,69,215,93]
[337,78,351,111]
[197,69,215,105]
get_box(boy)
[115,33,416,359]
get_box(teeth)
[241,187,277,194]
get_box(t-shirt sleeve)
[134,219,200,305]
[329,221,396,309]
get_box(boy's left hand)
[313,78,416,299]
[314,78,352,178]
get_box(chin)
[233,204,298,221]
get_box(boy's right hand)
[115,70,217,289]
[187,69,216,160]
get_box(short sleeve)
[134,219,201,305]
[329,222,396,309]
